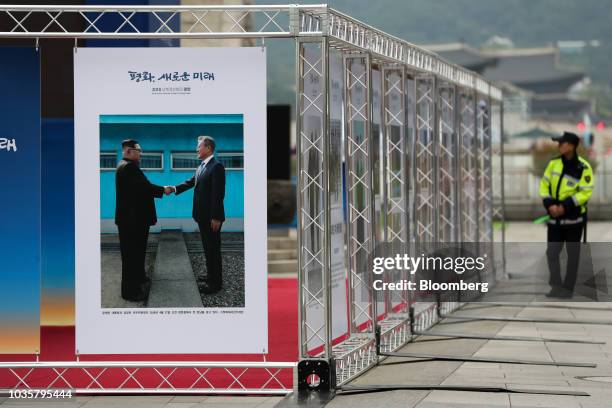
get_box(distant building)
[427,43,498,74]
[427,43,593,122]
[481,47,592,121]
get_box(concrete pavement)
[328,301,612,408]
[148,230,203,308]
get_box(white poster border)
[74,47,268,355]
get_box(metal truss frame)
[412,74,440,331]
[377,65,411,354]
[0,4,502,99]
[0,361,295,395]
[382,66,408,308]
[436,82,461,314]
[344,53,376,336]
[490,101,507,279]
[335,53,378,384]
[437,83,458,244]
[459,91,479,243]
[477,97,493,244]
[477,95,494,283]
[414,75,438,245]
[296,38,332,360]
[0,2,504,393]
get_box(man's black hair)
[122,139,139,149]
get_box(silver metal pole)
[342,55,354,336]
[343,54,355,334]
[295,38,305,359]
[453,85,461,244]
[432,76,440,247]
[410,75,418,248]
[474,92,480,252]
[487,94,496,280]
[500,101,507,277]
[322,36,333,360]
[381,65,390,317]
[380,65,389,248]
[367,53,378,334]
[382,65,394,313]
[399,66,408,310]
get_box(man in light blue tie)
[166,136,226,294]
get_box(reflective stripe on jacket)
[539,155,594,222]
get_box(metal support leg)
[296,38,332,361]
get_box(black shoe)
[140,279,152,293]
[557,289,574,299]
[545,287,573,299]
[200,282,221,294]
[122,290,147,302]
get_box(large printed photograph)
[75,47,267,354]
[99,114,245,309]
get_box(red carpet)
[0,278,298,391]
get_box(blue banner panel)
[0,47,41,353]
[41,119,75,326]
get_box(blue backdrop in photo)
[99,114,245,228]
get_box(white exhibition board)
[75,47,267,354]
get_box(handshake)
[163,186,176,196]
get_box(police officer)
[539,131,594,298]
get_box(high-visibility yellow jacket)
[539,155,594,225]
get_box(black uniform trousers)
[118,223,150,297]
[547,222,584,292]
[198,221,223,290]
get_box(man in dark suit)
[168,136,226,294]
[115,139,165,301]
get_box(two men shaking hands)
[115,135,226,302]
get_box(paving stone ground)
[327,301,612,408]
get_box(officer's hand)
[548,205,559,217]
[556,205,565,216]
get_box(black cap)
[552,131,580,146]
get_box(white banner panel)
[75,47,267,354]
[328,51,349,341]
